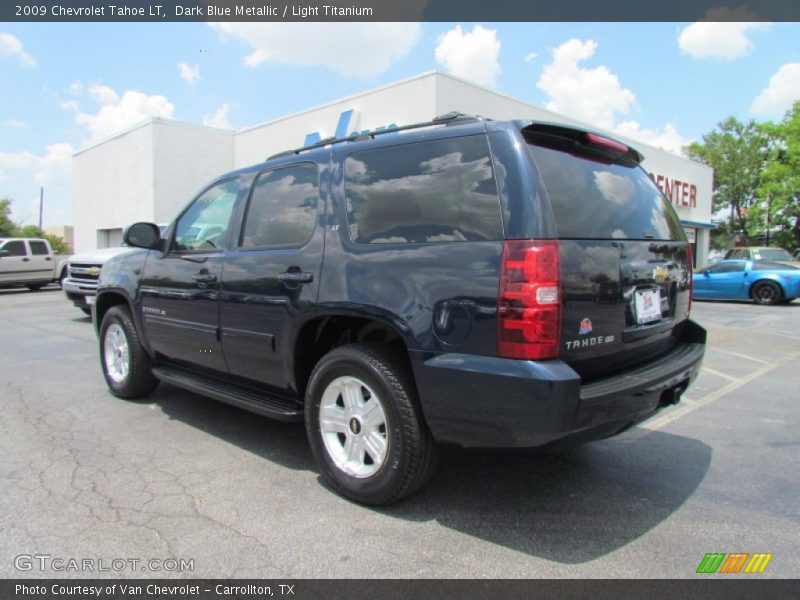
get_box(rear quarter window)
[527,143,684,241]
[344,135,503,244]
[29,241,49,255]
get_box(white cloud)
[2,119,27,128]
[178,61,201,85]
[0,143,74,188]
[750,62,800,117]
[678,9,769,60]
[0,143,74,226]
[69,81,83,95]
[614,121,693,156]
[209,23,420,78]
[524,52,538,64]
[0,32,37,67]
[434,25,501,88]
[73,83,175,142]
[203,103,232,129]
[537,38,636,129]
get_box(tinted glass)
[528,144,684,241]
[345,135,502,244]
[241,164,318,248]
[2,241,27,256]
[173,179,239,252]
[30,241,49,255]
[753,260,798,271]
[709,262,747,273]
[753,248,792,261]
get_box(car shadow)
[153,384,313,471]
[382,433,711,563]
[154,383,711,563]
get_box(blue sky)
[1,21,799,228]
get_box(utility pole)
[38,187,43,229]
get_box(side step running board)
[152,365,303,422]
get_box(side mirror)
[0,249,8,258]
[124,222,162,249]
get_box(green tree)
[43,234,70,254]
[686,117,770,238]
[0,198,17,237]
[754,101,800,251]
[17,224,45,238]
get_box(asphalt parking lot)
[1,286,798,578]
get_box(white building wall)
[72,120,234,252]
[152,121,234,223]
[73,124,155,253]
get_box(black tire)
[305,343,438,505]
[26,283,45,291]
[99,305,158,399]
[59,271,68,288]
[80,307,92,316]
[751,280,782,305]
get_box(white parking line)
[700,366,740,382]
[621,352,799,443]
[712,347,770,364]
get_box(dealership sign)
[649,172,697,209]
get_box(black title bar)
[3,0,799,22]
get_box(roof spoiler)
[521,123,644,166]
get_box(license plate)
[85,296,95,306]
[634,288,661,324]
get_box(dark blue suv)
[95,115,706,504]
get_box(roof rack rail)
[267,112,487,160]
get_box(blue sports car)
[693,260,800,305]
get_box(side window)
[715,262,746,273]
[2,241,27,256]
[172,179,239,252]
[30,241,49,255]
[241,164,319,249]
[344,135,503,244]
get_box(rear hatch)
[524,124,692,381]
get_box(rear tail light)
[498,239,561,360]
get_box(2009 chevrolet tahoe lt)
[94,114,706,505]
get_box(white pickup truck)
[0,238,70,291]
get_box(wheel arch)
[293,313,415,402]
[94,289,134,335]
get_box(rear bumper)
[412,320,706,448]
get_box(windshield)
[754,248,792,261]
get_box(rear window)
[345,135,503,244]
[527,143,684,241]
[30,241,49,255]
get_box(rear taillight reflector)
[498,240,561,360]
